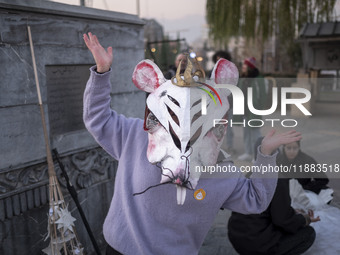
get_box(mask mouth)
[166,169,193,190]
[172,177,194,191]
[174,176,184,185]
[160,149,193,188]
[132,150,194,203]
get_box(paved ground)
[199,111,340,255]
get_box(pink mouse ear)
[132,60,166,93]
[211,58,239,86]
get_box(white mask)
[132,58,239,204]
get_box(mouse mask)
[132,58,238,205]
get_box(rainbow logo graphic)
[196,82,223,107]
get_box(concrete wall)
[0,0,145,254]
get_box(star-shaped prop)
[55,206,76,233]
[42,243,63,255]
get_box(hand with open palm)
[261,129,302,155]
[83,32,113,73]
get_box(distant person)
[237,57,266,161]
[228,177,318,255]
[277,141,333,204]
[276,142,340,255]
[228,137,319,255]
[212,50,231,64]
[164,53,187,79]
[206,50,232,78]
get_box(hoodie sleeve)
[83,66,143,160]
[222,147,278,214]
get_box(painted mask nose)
[174,176,183,185]
[173,171,186,185]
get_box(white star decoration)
[42,243,63,255]
[55,206,76,233]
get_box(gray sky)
[51,0,207,44]
[51,0,340,44]
[51,0,206,19]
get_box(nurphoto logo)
[201,83,312,128]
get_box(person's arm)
[309,156,330,190]
[303,178,329,194]
[83,33,143,160]
[83,67,142,160]
[297,178,311,186]
[222,149,278,214]
[222,130,302,214]
[299,155,329,193]
[271,180,320,232]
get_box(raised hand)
[83,32,113,73]
[260,129,302,155]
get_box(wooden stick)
[27,26,56,178]
[28,25,58,255]
[28,25,83,255]
[27,26,42,105]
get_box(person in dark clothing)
[164,53,187,79]
[228,138,319,255]
[206,50,232,79]
[212,50,232,63]
[228,179,318,255]
[237,57,266,161]
[277,141,330,194]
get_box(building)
[296,22,340,116]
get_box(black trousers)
[106,245,123,255]
[271,226,316,255]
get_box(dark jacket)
[234,74,266,122]
[228,178,306,255]
[277,150,329,194]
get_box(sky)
[50,0,207,44]
[51,0,340,44]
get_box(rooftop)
[299,21,340,38]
